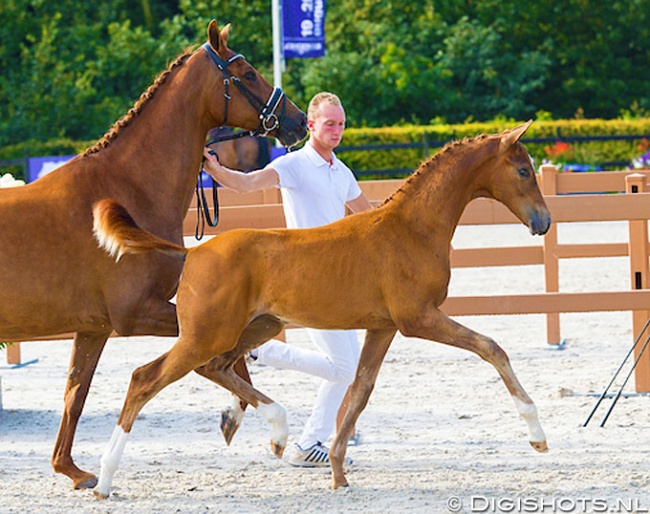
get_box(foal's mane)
[83,48,195,157]
[380,133,490,206]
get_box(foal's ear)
[207,20,231,52]
[500,120,533,149]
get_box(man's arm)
[203,147,279,193]
[347,192,373,213]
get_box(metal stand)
[583,319,650,427]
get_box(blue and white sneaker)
[348,430,363,447]
[286,442,352,468]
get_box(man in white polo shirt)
[202,92,372,467]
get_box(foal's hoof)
[530,440,548,453]
[220,408,241,446]
[73,474,98,490]
[93,489,109,500]
[270,440,285,458]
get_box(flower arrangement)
[630,138,650,169]
[543,141,574,169]
[542,141,602,172]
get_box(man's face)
[308,103,346,150]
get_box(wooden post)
[625,173,650,392]
[540,164,561,344]
[262,187,281,204]
[6,342,21,365]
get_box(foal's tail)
[92,199,188,261]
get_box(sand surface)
[1,222,649,513]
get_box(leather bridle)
[195,43,289,239]
[202,43,287,143]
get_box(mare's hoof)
[73,475,98,490]
[331,480,349,490]
[220,408,240,446]
[270,440,285,458]
[530,440,548,453]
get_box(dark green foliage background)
[2,0,649,148]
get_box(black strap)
[195,152,220,240]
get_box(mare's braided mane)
[83,49,195,157]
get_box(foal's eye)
[518,168,531,178]
[243,71,256,81]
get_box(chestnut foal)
[92,122,550,497]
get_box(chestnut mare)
[0,20,306,490]
[92,122,551,497]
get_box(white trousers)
[254,328,361,448]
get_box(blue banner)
[282,0,326,59]
[27,155,75,182]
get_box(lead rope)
[195,150,220,240]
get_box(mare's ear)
[207,20,231,53]
[500,119,533,150]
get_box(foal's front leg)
[330,328,397,490]
[397,308,547,452]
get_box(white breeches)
[255,328,361,447]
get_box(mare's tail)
[92,199,188,261]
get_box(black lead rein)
[195,150,220,240]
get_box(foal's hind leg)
[200,364,289,457]
[398,308,547,452]
[94,336,223,499]
[52,330,111,489]
[196,344,289,457]
[195,315,284,445]
[195,357,251,445]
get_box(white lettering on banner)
[301,0,313,12]
[283,42,323,55]
[300,19,314,37]
[313,0,324,37]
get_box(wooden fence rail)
[6,165,650,391]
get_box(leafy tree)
[470,0,650,119]
[1,0,649,147]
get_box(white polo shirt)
[272,140,362,229]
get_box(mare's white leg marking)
[513,397,546,443]
[94,425,129,499]
[257,402,288,450]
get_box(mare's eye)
[518,168,531,178]
[243,71,256,81]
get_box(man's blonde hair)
[307,92,343,122]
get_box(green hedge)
[340,119,650,178]
[2,119,650,181]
